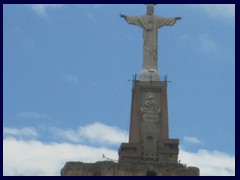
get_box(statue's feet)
[140,69,160,81]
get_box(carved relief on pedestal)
[141,92,161,123]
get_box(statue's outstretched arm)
[120,14,127,18]
[120,15,143,28]
[175,17,182,21]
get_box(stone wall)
[61,161,200,176]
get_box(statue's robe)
[124,15,177,80]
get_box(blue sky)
[3,4,235,176]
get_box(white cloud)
[53,122,129,145]
[3,127,38,138]
[3,137,235,176]
[3,123,235,176]
[3,138,117,176]
[63,74,79,84]
[183,136,201,144]
[29,4,63,18]
[179,149,235,176]
[53,128,81,143]
[16,112,49,119]
[78,122,128,145]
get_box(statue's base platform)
[61,161,199,176]
[139,69,160,81]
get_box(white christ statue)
[120,4,181,81]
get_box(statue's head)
[146,4,156,15]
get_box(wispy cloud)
[179,34,193,42]
[3,127,38,139]
[199,4,234,20]
[180,33,217,53]
[53,122,128,145]
[29,4,63,18]
[183,136,201,144]
[91,4,107,9]
[16,112,49,119]
[199,34,217,52]
[76,4,107,9]
[74,4,110,26]
[190,4,235,22]
[63,74,79,84]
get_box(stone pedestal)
[119,80,179,164]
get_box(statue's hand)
[175,17,182,20]
[120,14,126,18]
